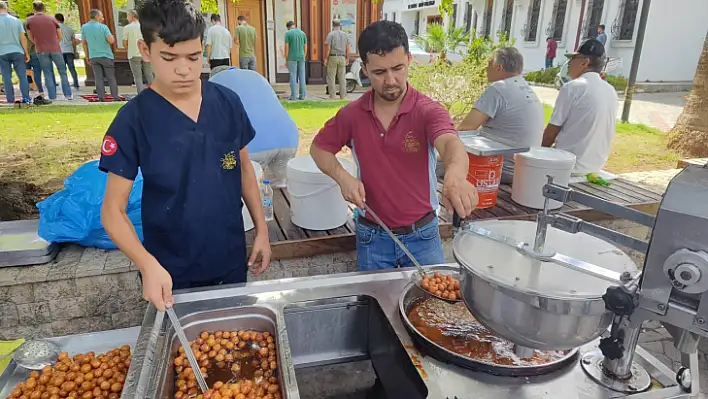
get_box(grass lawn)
[0,101,677,218]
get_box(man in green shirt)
[233,15,256,71]
[284,20,307,100]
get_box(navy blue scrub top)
[98,81,255,289]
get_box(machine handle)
[453,212,463,229]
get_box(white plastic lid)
[515,147,577,170]
[287,155,354,174]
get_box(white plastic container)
[511,147,577,210]
[243,161,264,231]
[287,155,355,230]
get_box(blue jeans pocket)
[356,224,375,245]
[417,221,441,241]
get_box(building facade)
[382,0,707,82]
[76,0,382,85]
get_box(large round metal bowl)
[398,268,578,377]
[454,220,639,351]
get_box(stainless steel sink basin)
[284,296,428,399]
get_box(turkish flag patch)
[101,136,118,156]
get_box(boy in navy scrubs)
[99,0,271,311]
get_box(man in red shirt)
[26,1,72,100]
[546,37,557,69]
[311,20,478,270]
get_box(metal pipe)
[620,0,652,122]
[603,317,641,379]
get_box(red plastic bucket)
[467,154,503,209]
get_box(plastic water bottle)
[261,180,274,222]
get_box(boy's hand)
[249,232,272,276]
[141,260,174,311]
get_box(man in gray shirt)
[55,13,79,89]
[324,19,350,100]
[457,47,545,182]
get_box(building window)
[451,3,458,28]
[393,12,396,22]
[545,0,568,41]
[413,11,420,35]
[482,0,493,37]
[500,0,514,37]
[331,0,358,50]
[464,3,472,32]
[583,0,605,39]
[384,13,387,20]
[522,0,542,42]
[612,0,639,40]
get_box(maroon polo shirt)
[313,85,457,228]
[26,13,61,53]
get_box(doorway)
[227,0,267,77]
[427,15,443,25]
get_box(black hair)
[55,13,64,22]
[598,24,605,30]
[89,9,101,19]
[286,21,295,28]
[210,13,220,22]
[357,20,408,64]
[32,1,45,12]
[138,0,205,47]
[237,15,246,21]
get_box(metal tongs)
[363,204,461,303]
[166,307,209,393]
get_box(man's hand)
[442,171,478,218]
[323,58,328,66]
[249,232,272,276]
[24,52,30,63]
[339,174,366,208]
[140,260,173,312]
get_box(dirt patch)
[0,181,43,221]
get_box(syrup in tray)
[408,298,568,366]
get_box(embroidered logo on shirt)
[221,151,238,170]
[101,136,118,156]
[403,132,420,153]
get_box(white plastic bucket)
[511,147,577,210]
[243,161,264,231]
[287,155,354,230]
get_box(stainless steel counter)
[0,327,140,399]
[124,266,699,399]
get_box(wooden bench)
[677,158,708,169]
[246,179,663,261]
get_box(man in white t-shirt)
[205,14,232,69]
[122,9,153,93]
[542,39,617,175]
[458,47,544,182]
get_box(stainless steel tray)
[398,266,578,377]
[0,327,140,399]
[459,131,530,157]
[0,220,57,266]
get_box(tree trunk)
[667,31,708,157]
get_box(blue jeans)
[356,218,445,271]
[37,52,72,99]
[0,52,30,103]
[63,53,80,88]
[287,60,306,100]
[545,58,554,69]
[29,54,45,93]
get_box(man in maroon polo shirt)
[311,20,478,271]
[26,1,72,100]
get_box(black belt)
[329,54,345,57]
[358,211,436,235]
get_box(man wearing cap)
[542,39,617,175]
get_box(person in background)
[25,12,52,104]
[233,15,256,71]
[210,66,299,187]
[122,9,152,93]
[284,20,307,100]
[26,1,73,100]
[205,14,232,69]
[545,37,557,69]
[81,9,118,101]
[311,21,478,271]
[596,24,607,46]
[55,13,80,89]
[542,39,616,175]
[0,0,31,104]
[100,0,270,312]
[324,18,350,100]
[457,47,544,183]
